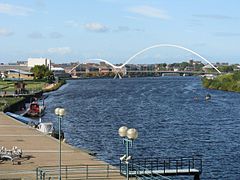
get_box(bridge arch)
[69,58,118,73]
[120,44,221,74]
[68,58,125,78]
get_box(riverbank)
[0,97,25,112]
[42,79,66,93]
[0,80,66,112]
[0,112,123,179]
[202,71,240,92]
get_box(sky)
[0,0,240,64]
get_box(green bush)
[202,72,240,92]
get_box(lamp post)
[118,126,138,180]
[55,108,65,180]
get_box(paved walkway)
[0,112,124,179]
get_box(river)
[42,76,240,179]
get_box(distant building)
[5,69,34,80]
[28,58,51,69]
[189,59,194,65]
[99,67,111,73]
[17,61,28,66]
[173,68,179,72]
[216,62,229,66]
[202,64,214,72]
[184,66,194,71]
[0,65,30,73]
[51,67,70,78]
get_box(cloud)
[48,47,72,55]
[193,14,236,20]
[28,32,44,39]
[128,5,170,19]
[49,32,63,39]
[84,22,109,32]
[0,28,14,37]
[0,3,33,16]
[214,32,240,37]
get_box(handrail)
[36,164,121,180]
[120,156,202,179]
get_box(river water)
[42,77,240,179]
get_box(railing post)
[200,159,203,173]
[120,160,122,174]
[36,168,39,180]
[65,165,68,179]
[194,173,200,180]
[176,160,178,174]
[43,172,46,180]
[40,170,43,180]
[86,165,88,179]
[131,159,134,172]
[107,164,109,177]
[181,157,183,169]
[188,159,191,173]
[163,160,166,174]
[168,158,171,169]
[151,160,153,172]
[126,140,130,180]
[193,156,195,168]
[144,158,146,174]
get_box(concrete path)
[0,112,124,179]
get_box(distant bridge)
[70,44,222,78]
[125,70,219,75]
[72,70,220,77]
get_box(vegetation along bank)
[202,71,240,92]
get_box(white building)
[202,64,214,72]
[27,58,51,69]
[51,67,70,78]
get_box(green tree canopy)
[30,65,53,80]
[218,65,234,73]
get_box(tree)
[218,65,234,73]
[30,65,53,80]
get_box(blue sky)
[0,0,239,64]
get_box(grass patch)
[0,97,25,111]
[0,80,47,92]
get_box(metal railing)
[120,156,202,179]
[36,164,122,180]
[130,163,172,180]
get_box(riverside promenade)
[0,112,124,179]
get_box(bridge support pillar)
[194,174,200,180]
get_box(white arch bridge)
[70,44,221,78]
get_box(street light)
[118,126,138,180]
[55,107,65,180]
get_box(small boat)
[25,98,46,117]
[205,94,211,100]
[5,112,38,127]
[37,122,54,135]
